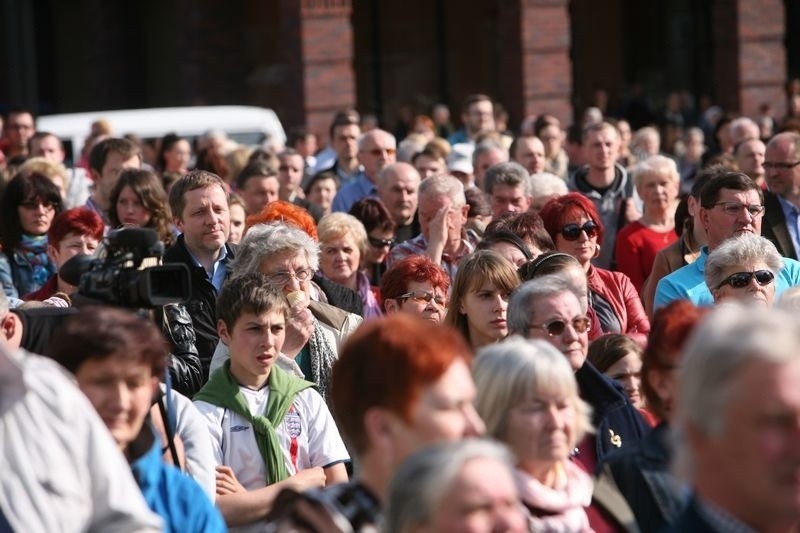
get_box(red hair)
[379,256,450,312]
[245,200,318,240]
[538,192,605,246]
[331,314,471,454]
[642,299,710,419]
[48,207,105,247]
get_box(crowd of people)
[3,87,800,532]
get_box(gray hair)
[632,154,679,189]
[508,274,587,335]
[473,336,592,445]
[483,161,532,196]
[704,234,783,291]
[674,304,800,481]
[418,174,466,207]
[397,134,427,163]
[230,222,320,278]
[728,117,759,145]
[384,438,517,533]
[317,212,369,259]
[472,140,505,166]
[530,172,568,199]
[357,128,395,152]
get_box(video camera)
[60,227,191,308]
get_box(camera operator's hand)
[282,298,315,358]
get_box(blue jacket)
[130,428,226,533]
[0,249,56,299]
[575,362,650,466]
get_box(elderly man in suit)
[762,131,800,260]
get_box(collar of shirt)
[187,244,229,292]
[776,193,800,218]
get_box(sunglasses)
[368,236,396,248]
[716,269,775,289]
[560,221,599,241]
[397,291,447,307]
[530,316,592,337]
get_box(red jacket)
[587,265,650,346]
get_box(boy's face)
[74,355,158,451]
[218,310,286,388]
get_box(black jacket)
[762,190,798,260]
[161,235,235,382]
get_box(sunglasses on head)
[716,269,775,289]
[560,221,599,241]
[530,316,592,337]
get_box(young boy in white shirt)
[194,273,349,530]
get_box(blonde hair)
[317,212,369,259]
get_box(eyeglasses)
[716,269,775,289]
[396,291,447,307]
[763,161,800,171]
[264,267,313,286]
[560,221,599,241]
[366,147,397,157]
[529,316,592,337]
[368,236,396,248]
[712,202,765,217]
[20,199,57,210]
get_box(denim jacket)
[0,250,56,299]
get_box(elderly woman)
[385,439,526,533]
[380,255,450,324]
[317,212,382,319]
[704,234,782,307]
[614,155,680,292]
[600,300,709,532]
[540,193,650,345]
[445,250,520,350]
[209,222,361,400]
[474,337,594,531]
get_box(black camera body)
[63,228,191,308]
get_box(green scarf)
[194,360,315,485]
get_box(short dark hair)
[235,161,277,190]
[1,171,64,251]
[216,272,289,330]
[48,306,168,378]
[699,171,762,208]
[461,94,492,114]
[328,109,360,140]
[88,137,140,175]
[168,169,226,220]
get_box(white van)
[37,105,286,163]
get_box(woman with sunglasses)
[0,171,63,298]
[704,234,782,307]
[348,197,396,287]
[540,193,650,346]
[445,250,520,349]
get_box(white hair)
[231,222,320,278]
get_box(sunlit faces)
[584,126,620,172]
[514,136,546,175]
[320,234,361,287]
[96,152,142,208]
[413,154,446,179]
[175,184,230,257]
[164,139,191,174]
[307,177,338,215]
[278,153,305,198]
[385,280,448,324]
[554,213,597,266]
[259,250,313,297]
[358,132,397,178]
[459,281,510,348]
[418,195,468,244]
[764,138,800,199]
[115,185,152,227]
[526,291,589,371]
[74,355,159,450]
[700,188,762,249]
[332,124,360,160]
[425,457,526,533]
[735,139,766,180]
[387,358,485,465]
[365,228,394,265]
[487,240,528,268]
[48,232,99,269]
[218,310,286,389]
[18,198,56,235]
[712,260,776,307]
[637,172,678,213]
[30,134,64,163]
[504,389,577,468]
[538,124,563,159]
[228,202,246,245]
[490,184,531,218]
[240,175,279,216]
[464,100,495,135]
[605,353,643,408]
[378,168,420,226]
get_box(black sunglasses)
[560,221,599,241]
[530,316,592,337]
[716,270,775,289]
[368,236,396,248]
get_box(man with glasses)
[332,129,397,213]
[507,274,648,467]
[654,171,800,309]
[1,108,35,160]
[762,131,800,259]
[380,255,450,324]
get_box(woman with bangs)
[540,193,650,346]
[0,171,63,298]
[445,250,520,349]
[473,337,594,531]
[109,168,176,247]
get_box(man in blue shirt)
[332,129,396,213]
[655,171,800,309]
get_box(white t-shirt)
[194,386,349,492]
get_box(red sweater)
[614,221,677,293]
